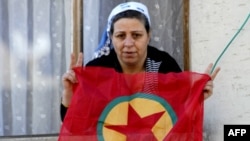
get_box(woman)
[60,2,220,121]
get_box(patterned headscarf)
[94,2,151,58]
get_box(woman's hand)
[203,63,220,100]
[61,52,83,107]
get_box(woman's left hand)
[203,63,221,100]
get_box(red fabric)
[58,67,210,141]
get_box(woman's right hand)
[61,52,83,107]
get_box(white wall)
[190,0,250,140]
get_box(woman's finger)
[210,67,221,80]
[62,70,77,83]
[76,52,83,67]
[204,63,213,74]
[204,63,221,80]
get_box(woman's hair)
[109,10,150,35]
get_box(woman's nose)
[124,36,134,47]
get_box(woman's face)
[111,18,150,67]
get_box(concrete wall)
[190,0,250,140]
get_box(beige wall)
[190,0,250,140]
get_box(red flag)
[58,67,210,141]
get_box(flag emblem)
[98,93,177,141]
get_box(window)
[0,0,73,136]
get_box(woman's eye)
[133,34,141,38]
[116,34,125,38]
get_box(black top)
[60,46,182,121]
